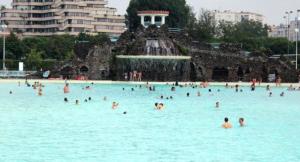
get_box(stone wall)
[115,58,190,81]
[190,49,298,82]
[59,45,112,80]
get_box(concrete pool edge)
[0,79,300,87]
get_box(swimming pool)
[0,82,300,162]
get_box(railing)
[0,70,37,78]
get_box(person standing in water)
[64,83,70,93]
[38,88,43,96]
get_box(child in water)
[112,102,119,109]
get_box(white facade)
[137,11,169,28]
[0,0,126,37]
[269,20,300,41]
[212,10,265,24]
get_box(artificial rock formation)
[57,25,298,82]
[59,44,112,80]
[114,25,191,81]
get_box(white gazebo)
[137,10,169,28]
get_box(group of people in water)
[20,80,44,96]
[11,78,300,130]
[222,117,245,129]
[63,82,120,110]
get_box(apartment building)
[212,10,265,24]
[0,0,126,37]
[269,20,300,41]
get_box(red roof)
[137,10,170,15]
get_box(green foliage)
[188,9,217,42]
[74,32,111,60]
[0,5,6,10]
[25,49,43,70]
[126,0,191,30]
[262,37,289,54]
[5,32,25,59]
[0,33,110,68]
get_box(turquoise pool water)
[0,82,300,162]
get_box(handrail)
[0,70,37,78]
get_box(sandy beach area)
[0,79,299,87]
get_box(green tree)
[74,32,111,60]
[4,32,25,59]
[217,20,269,51]
[25,49,43,70]
[126,0,192,30]
[0,5,6,10]
[263,37,289,54]
[190,9,217,42]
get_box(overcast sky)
[2,0,300,25]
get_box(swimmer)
[155,103,159,109]
[187,93,190,97]
[84,99,88,102]
[64,97,68,102]
[112,102,119,109]
[240,89,243,92]
[85,86,91,90]
[280,92,284,97]
[75,100,79,105]
[38,88,42,96]
[171,87,176,91]
[88,97,92,101]
[216,102,220,108]
[239,118,245,127]
[158,103,164,110]
[222,117,232,129]
[131,88,134,91]
[160,95,164,99]
[64,83,70,93]
[251,84,255,91]
[225,83,229,88]
[266,85,271,91]
[197,91,201,97]
[170,96,173,99]
[209,89,212,92]
[235,84,239,92]
[149,86,153,91]
[122,88,125,91]
[103,96,107,101]
[9,91,12,94]
[123,111,127,114]
[269,92,272,97]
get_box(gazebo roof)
[137,10,170,15]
